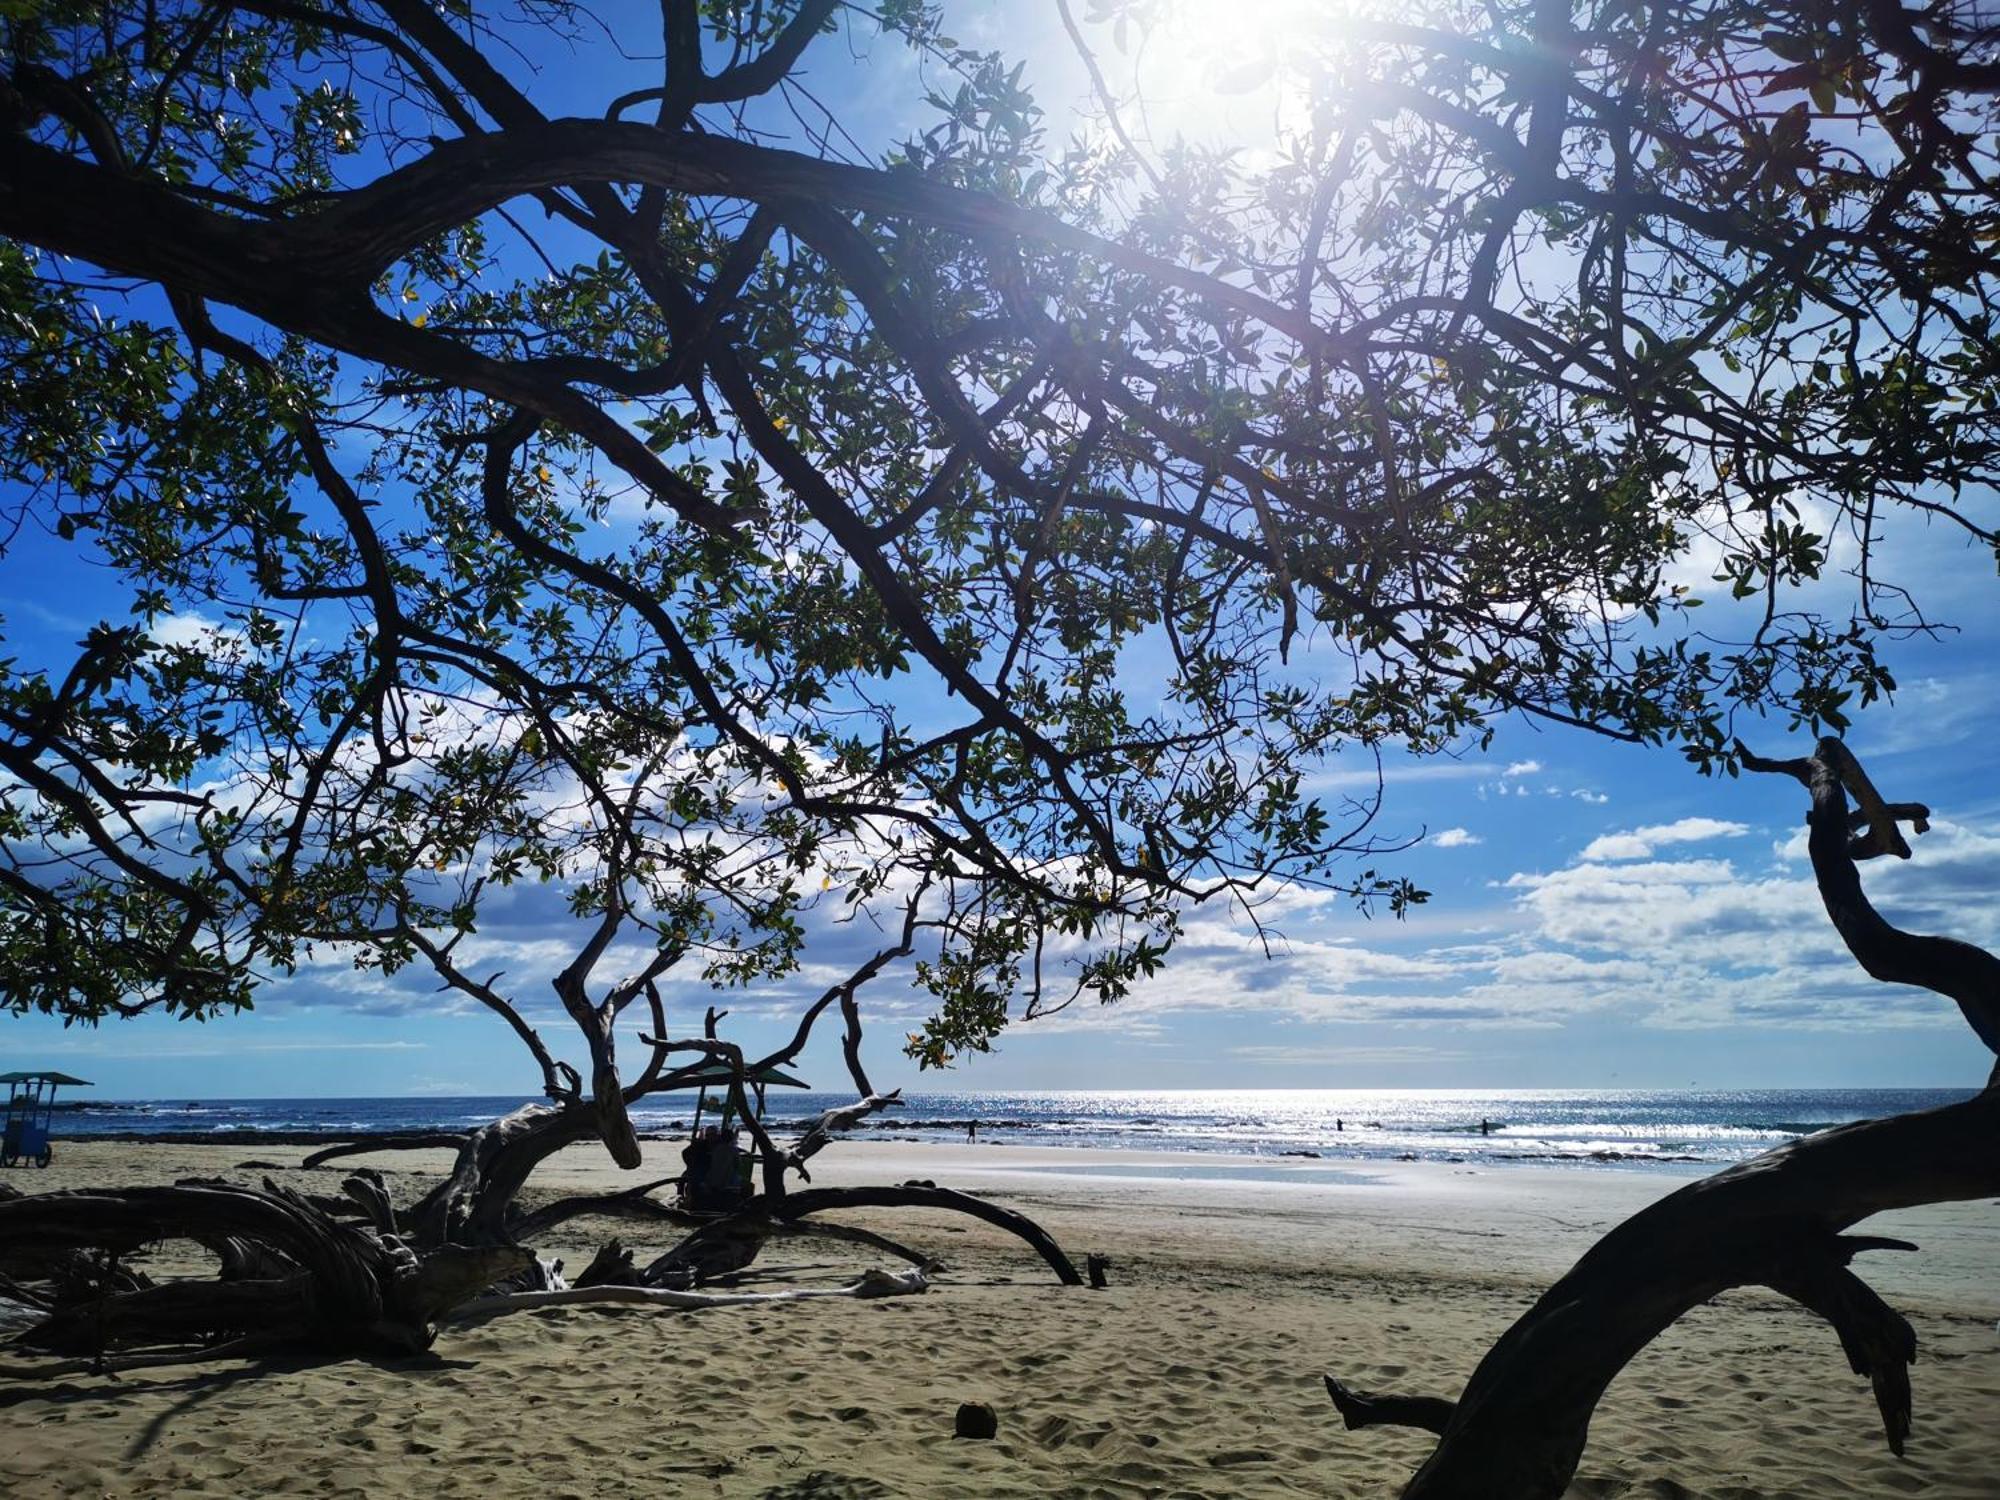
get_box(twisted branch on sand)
[1322,738,2000,1498]
[648,1182,1086,1286]
[447,1264,929,1319]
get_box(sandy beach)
[2,1137,1995,1499]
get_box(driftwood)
[0,1123,1081,1367]
[0,1180,528,1360]
[788,1089,905,1175]
[0,1099,1086,1367]
[405,1101,605,1247]
[509,1175,691,1239]
[650,1182,1085,1286]
[193,908,1087,1326]
[0,901,1080,1371]
[571,1238,643,1287]
[0,1296,48,1340]
[299,1133,469,1169]
[0,1331,282,1380]
[1325,738,2000,1498]
[517,1179,936,1280]
[448,1265,929,1320]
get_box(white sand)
[2,1138,1996,1498]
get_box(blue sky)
[4,3,1998,1098]
[8,652,1996,1098]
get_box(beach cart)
[674,1062,808,1212]
[1,1071,92,1168]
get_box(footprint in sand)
[756,1472,893,1500]
[1208,1448,1277,1468]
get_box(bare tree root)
[1326,739,1999,1499]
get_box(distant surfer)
[1335,1118,1343,1133]
[966,1119,977,1142]
[1480,1118,1492,1136]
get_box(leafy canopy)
[1,0,1994,1079]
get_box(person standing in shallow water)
[967,1119,977,1142]
[1480,1118,1492,1136]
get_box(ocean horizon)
[45,1086,1977,1173]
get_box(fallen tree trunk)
[0,1145,1077,1367]
[17,1275,306,1354]
[1326,738,2000,1497]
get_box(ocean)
[46,1087,1976,1173]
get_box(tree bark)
[299,1134,468,1170]
[1325,739,1999,1497]
[652,1183,1084,1286]
[447,1265,928,1320]
[1736,736,2000,1059]
[0,1181,530,1357]
[1330,1090,1998,1499]
[405,1101,602,1247]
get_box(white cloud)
[1304,759,1488,791]
[147,610,235,651]
[1503,759,1543,777]
[1224,1044,1474,1066]
[1431,827,1482,848]
[38,1038,427,1060]
[1485,810,2000,1035]
[1578,816,1749,862]
[1578,833,1653,861]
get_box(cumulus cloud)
[1503,759,1543,776]
[239,754,2000,1059]
[146,610,242,652]
[1578,817,1749,862]
[1486,811,2000,1035]
[1015,793,2000,1042]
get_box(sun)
[1072,0,1335,154]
